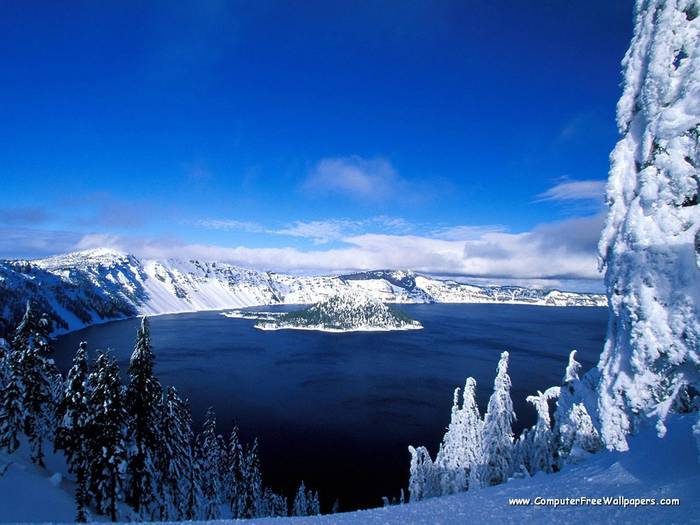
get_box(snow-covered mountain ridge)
[0,248,607,336]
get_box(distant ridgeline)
[0,248,607,339]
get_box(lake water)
[53,303,608,512]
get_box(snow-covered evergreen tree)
[125,316,163,518]
[194,407,224,520]
[524,387,560,475]
[184,455,205,521]
[597,0,700,451]
[435,386,464,494]
[434,377,484,494]
[156,386,194,521]
[12,303,61,466]
[293,481,309,516]
[87,351,128,522]
[0,347,24,455]
[307,488,321,516]
[241,438,263,518]
[55,342,92,522]
[511,428,532,479]
[223,425,245,517]
[553,351,602,465]
[292,481,319,516]
[480,351,516,486]
[260,487,288,517]
[407,445,439,501]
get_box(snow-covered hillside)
[253,292,423,332]
[0,248,606,337]
[3,416,696,524]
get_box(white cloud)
[303,156,402,200]
[195,219,265,232]
[432,224,505,241]
[195,215,416,245]
[71,213,605,281]
[274,220,355,244]
[537,180,607,202]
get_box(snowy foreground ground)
[1,417,698,525]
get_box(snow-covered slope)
[0,248,607,337]
[254,292,423,332]
[4,416,696,524]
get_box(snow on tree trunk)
[597,0,700,452]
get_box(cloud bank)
[67,213,605,281]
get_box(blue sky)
[0,1,634,288]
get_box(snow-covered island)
[252,293,423,332]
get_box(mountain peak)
[34,247,132,270]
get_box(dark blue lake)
[53,303,608,511]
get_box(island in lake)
[223,292,423,332]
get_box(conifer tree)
[260,487,288,517]
[553,351,602,465]
[511,428,532,478]
[0,348,24,454]
[481,351,515,486]
[125,317,163,518]
[12,303,60,466]
[307,488,320,516]
[435,386,463,494]
[407,445,439,501]
[184,456,205,521]
[293,481,309,516]
[242,438,263,517]
[224,425,245,517]
[194,407,224,520]
[435,377,484,494]
[87,352,128,522]
[525,387,560,475]
[157,386,194,521]
[55,342,92,522]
